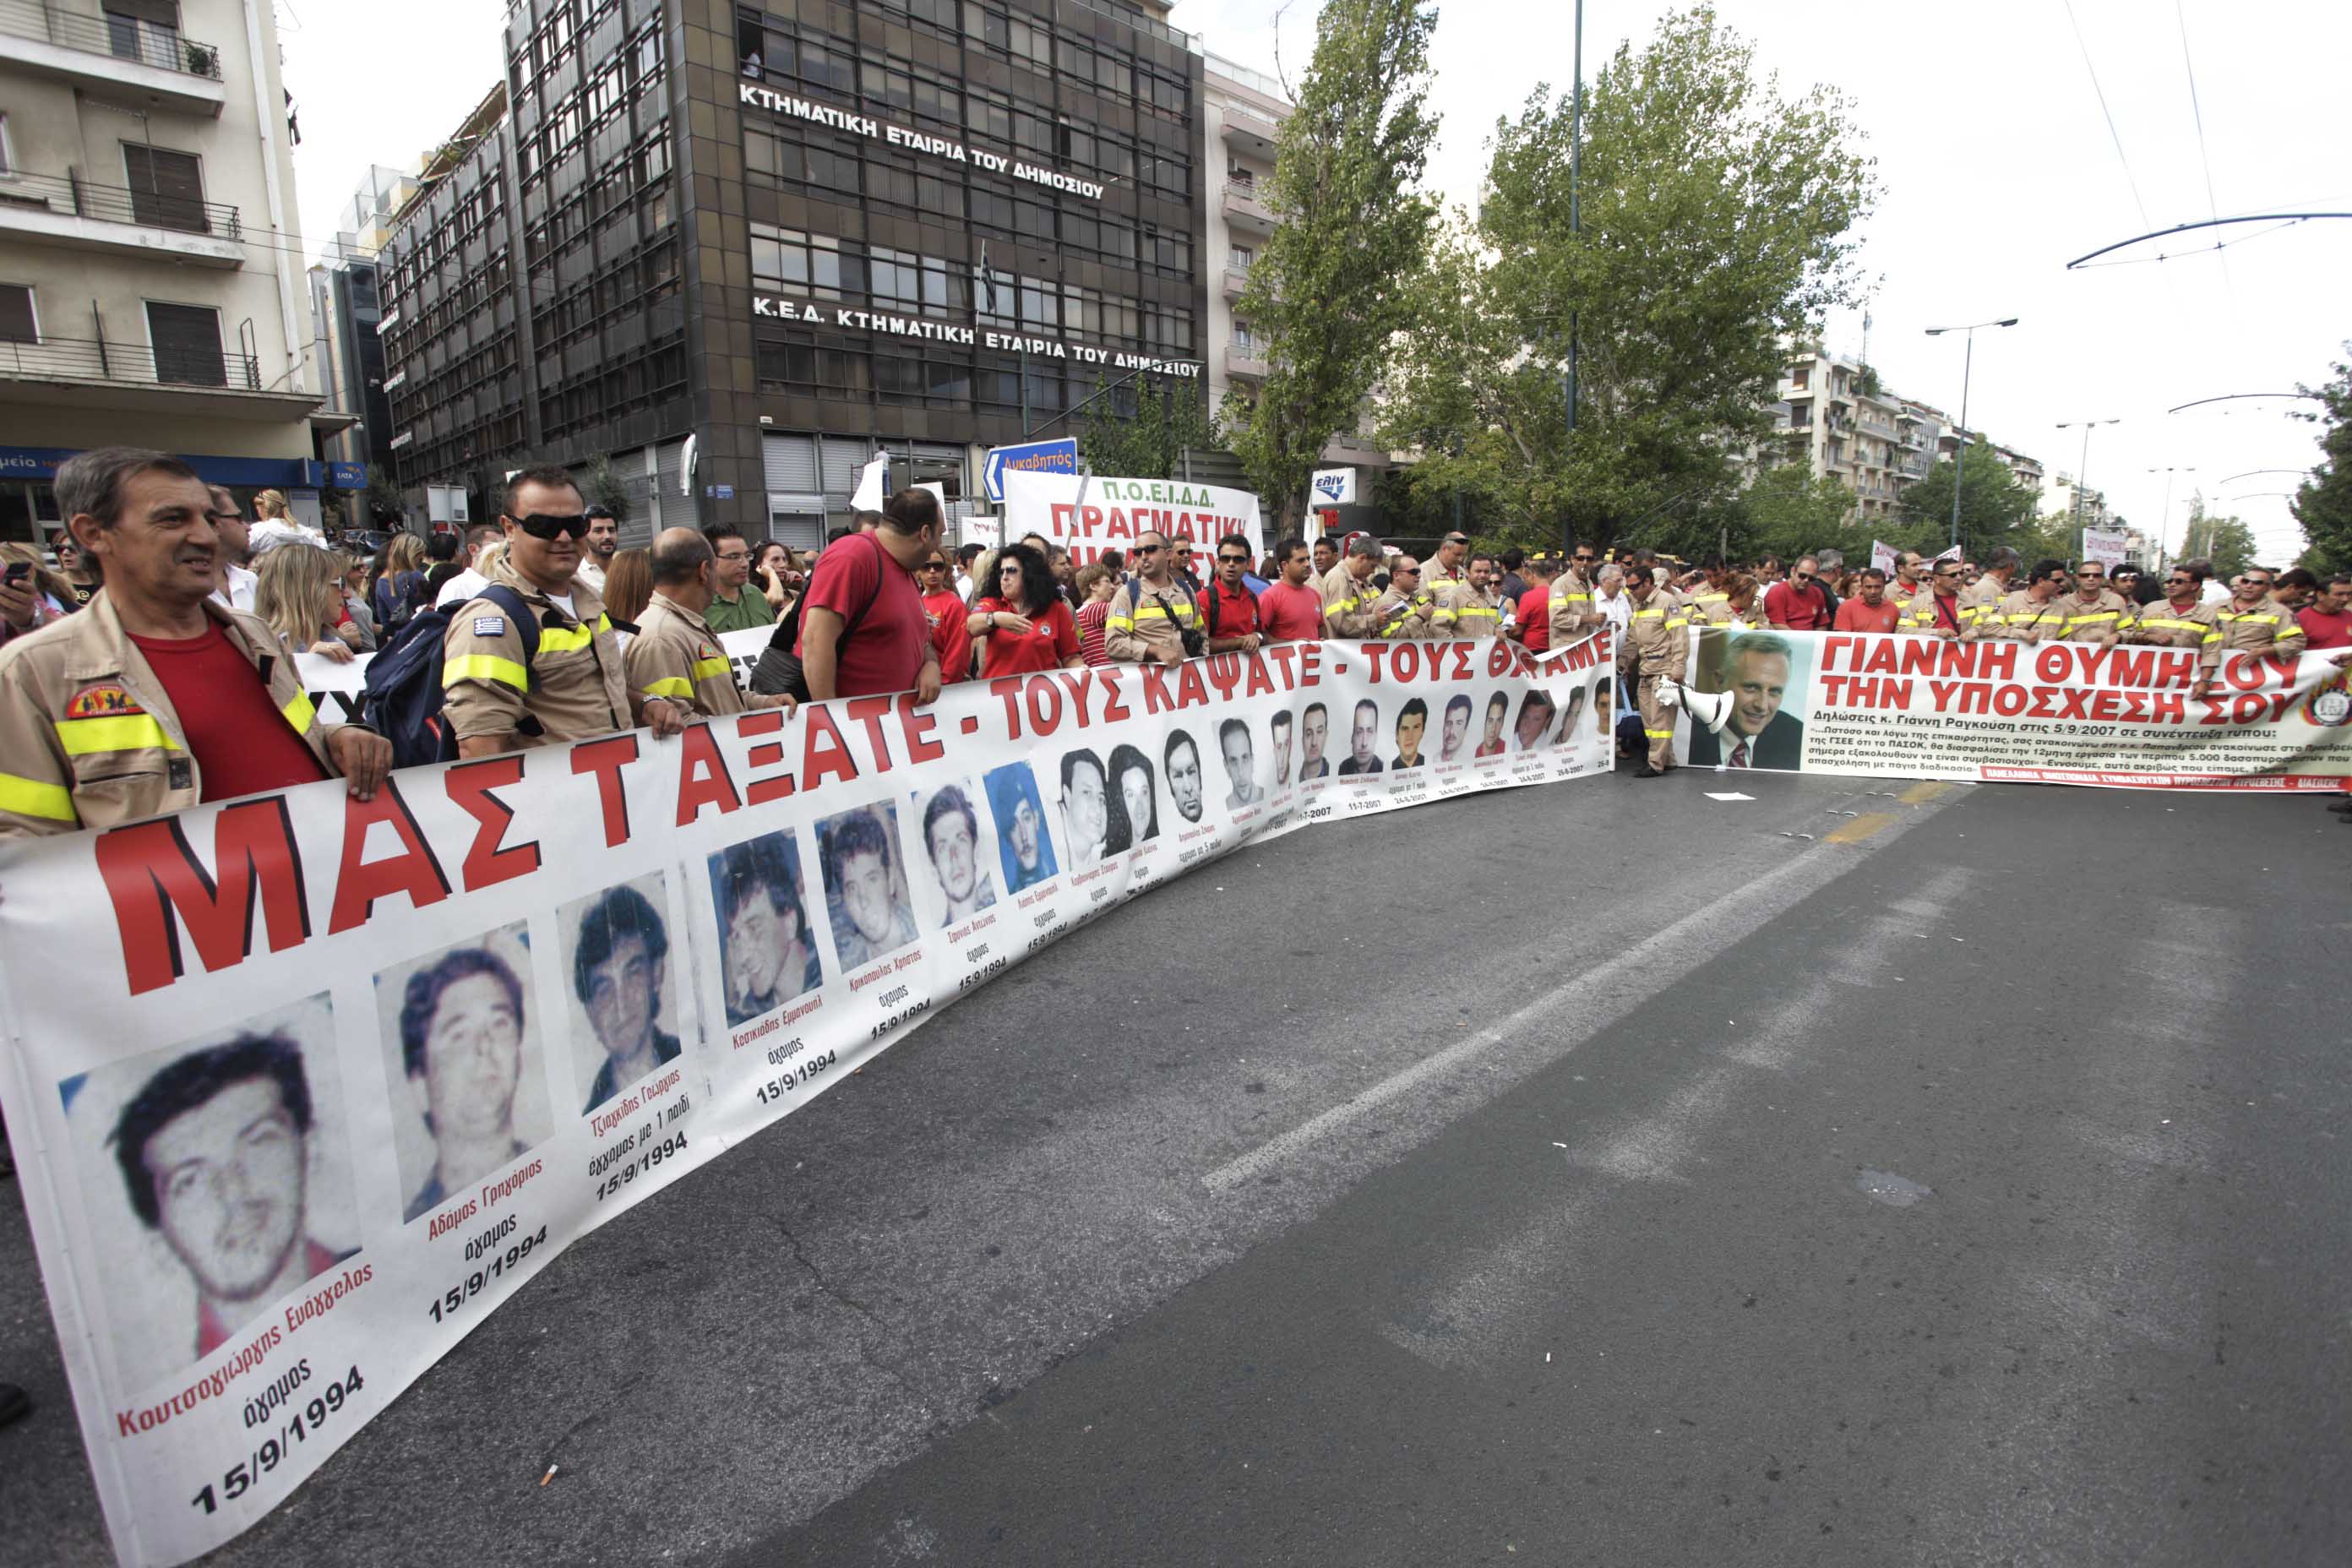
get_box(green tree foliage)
[1225,0,1438,525]
[2291,346,2352,574]
[364,464,405,525]
[1889,442,2041,562]
[2178,499,2258,580]
[580,456,631,522]
[1078,375,1220,482]
[1379,6,1876,547]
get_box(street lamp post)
[2055,417,2120,561]
[1924,317,2019,553]
[1559,0,1583,561]
[2148,466,2197,567]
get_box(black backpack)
[360,584,539,767]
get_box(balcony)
[1222,265,1250,303]
[1222,182,1275,237]
[1221,106,1280,161]
[1226,341,1267,381]
[0,170,244,266]
[0,335,320,421]
[0,0,228,117]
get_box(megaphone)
[1660,678,1734,734]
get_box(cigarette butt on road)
[540,1466,558,1487]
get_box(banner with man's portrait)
[0,634,1606,1567]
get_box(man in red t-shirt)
[0,446,392,836]
[1764,555,1834,631]
[1513,559,1554,654]
[2297,573,2352,650]
[1257,537,1325,642]
[1200,531,1264,652]
[917,551,972,680]
[796,491,945,701]
[1832,568,1904,634]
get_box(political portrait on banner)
[1686,628,1811,770]
[1058,747,1110,869]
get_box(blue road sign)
[983,438,1080,502]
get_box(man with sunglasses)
[2051,559,2129,645]
[1105,530,1202,665]
[1200,533,1265,653]
[1762,554,1833,632]
[1547,544,1605,646]
[1956,547,2020,635]
[1899,558,1969,638]
[2190,567,2306,701]
[1318,533,1402,639]
[1976,559,2072,643]
[443,466,689,755]
[1377,554,1441,639]
[2122,567,2219,650]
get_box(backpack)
[1197,575,1256,640]
[374,569,427,632]
[751,533,887,700]
[361,584,539,767]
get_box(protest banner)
[2080,528,2129,568]
[0,634,1608,1568]
[1669,627,2352,789]
[1001,470,1263,567]
[1870,539,1898,576]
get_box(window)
[1232,321,1256,352]
[103,0,180,72]
[146,300,225,386]
[1230,244,1255,270]
[122,144,210,234]
[0,113,11,175]
[0,284,35,343]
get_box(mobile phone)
[4,562,30,585]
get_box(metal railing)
[0,0,223,78]
[0,168,242,239]
[1206,54,1288,106]
[0,335,262,391]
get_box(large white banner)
[1001,471,1264,567]
[0,634,1610,1566]
[2080,528,2129,568]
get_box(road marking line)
[1824,811,1897,843]
[1898,780,1952,804]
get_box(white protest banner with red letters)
[0,635,1607,1567]
[1000,470,1264,567]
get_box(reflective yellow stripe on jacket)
[536,612,613,655]
[641,676,694,700]
[446,653,531,691]
[280,692,316,734]
[53,714,180,756]
[0,772,78,823]
[691,654,732,683]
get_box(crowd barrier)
[0,633,1609,1567]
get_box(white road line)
[1202,789,1968,1195]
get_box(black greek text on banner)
[0,635,1609,1566]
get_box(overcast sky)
[281,0,2349,559]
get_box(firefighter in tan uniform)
[2122,567,2219,649]
[1974,560,2072,643]
[1435,553,1505,639]
[1376,555,1444,639]
[0,446,389,837]
[443,468,688,755]
[1104,528,1204,664]
[1317,533,1402,638]
[1956,549,2020,637]
[2050,560,2132,644]
[623,528,798,719]
[2191,568,2307,700]
[1617,566,1689,777]
[1547,559,1605,646]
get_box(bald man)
[625,528,795,717]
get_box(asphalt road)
[3,767,2347,1567]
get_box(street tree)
[2291,345,2352,574]
[1891,441,2040,562]
[2178,499,2258,580]
[1226,0,1438,527]
[1079,374,1219,482]
[1379,6,1876,550]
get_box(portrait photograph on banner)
[708,830,825,1027]
[373,926,557,1228]
[557,874,692,1118]
[906,777,999,930]
[983,760,1059,894]
[52,994,361,1400]
[813,802,922,972]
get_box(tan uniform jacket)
[1888,579,1926,608]
[1547,571,1604,645]
[2122,598,2218,650]
[2202,600,2307,672]
[1378,588,1444,640]
[1616,591,1690,678]
[625,595,744,718]
[1899,591,1968,635]
[1976,589,2070,643]
[1317,562,1395,639]
[1684,597,1756,630]
[2050,590,2132,644]
[441,561,630,747]
[0,588,347,837]
[1104,576,1200,663]
[1435,580,1503,639]
[1955,574,2011,636]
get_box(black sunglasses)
[1217,553,1250,564]
[511,512,591,540]
[1135,542,1164,555]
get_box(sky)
[278,0,2350,561]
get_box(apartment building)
[0,0,337,542]
[308,162,421,507]
[1767,347,2044,530]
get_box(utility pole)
[2055,417,2119,563]
[1923,316,2019,553]
[1560,0,1582,560]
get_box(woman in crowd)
[602,547,653,633]
[1072,563,1117,667]
[0,542,80,646]
[755,541,803,618]
[51,535,100,607]
[967,541,1081,679]
[370,532,429,632]
[255,542,364,662]
[332,553,378,651]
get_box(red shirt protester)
[1257,578,1324,642]
[1763,578,1832,630]
[974,596,1079,678]
[1517,585,1551,653]
[2297,602,2352,650]
[1200,576,1261,643]
[921,587,970,680]
[127,624,329,799]
[1075,597,1112,666]
[792,532,928,696]
[1832,595,1904,634]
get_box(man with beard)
[112,1032,353,1358]
[1685,631,1805,770]
[574,885,682,1113]
[400,948,536,1222]
[921,784,997,925]
[825,810,920,966]
[1438,693,1473,763]
[1298,702,1331,780]
[576,505,620,594]
[1336,698,1384,776]
[1165,729,1207,823]
[1393,697,1429,768]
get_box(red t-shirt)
[1200,578,1261,642]
[128,623,329,802]
[1517,586,1551,652]
[2298,604,2352,650]
[975,596,1078,677]
[1763,580,1832,630]
[921,590,971,680]
[793,533,928,696]
[1832,596,1904,634]
[1258,579,1324,642]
